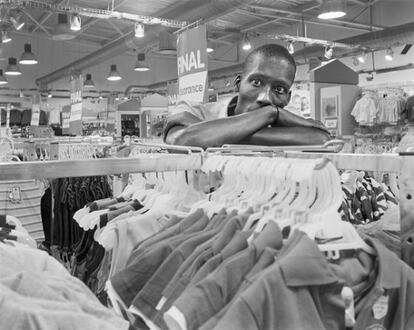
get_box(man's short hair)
[243,44,297,75]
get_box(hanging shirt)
[351,95,378,126]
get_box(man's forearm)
[171,108,277,149]
[240,126,331,146]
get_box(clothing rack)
[1,149,414,268]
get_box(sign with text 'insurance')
[69,73,83,135]
[177,24,208,103]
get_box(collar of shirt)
[277,230,342,287]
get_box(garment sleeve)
[213,297,258,330]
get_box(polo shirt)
[152,214,250,328]
[130,216,229,321]
[166,221,283,330]
[200,247,279,330]
[211,230,345,330]
[110,213,209,306]
[343,237,414,330]
[127,209,205,260]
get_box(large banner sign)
[31,93,41,126]
[177,24,208,103]
[69,73,83,135]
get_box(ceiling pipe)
[292,21,414,59]
[36,0,259,87]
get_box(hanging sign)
[62,105,71,135]
[167,81,178,106]
[31,93,41,126]
[69,73,83,135]
[177,24,208,103]
[5,103,10,128]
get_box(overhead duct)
[292,21,414,60]
[36,0,259,87]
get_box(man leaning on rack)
[164,44,331,149]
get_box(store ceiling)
[5,0,414,89]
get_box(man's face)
[235,54,295,115]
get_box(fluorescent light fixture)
[84,73,95,88]
[159,31,177,55]
[19,44,38,65]
[287,41,294,54]
[242,34,251,51]
[107,64,122,81]
[385,48,394,61]
[207,40,214,53]
[70,13,81,31]
[318,0,347,19]
[1,29,12,43]
[135,23,145,38]
[0,70,8,85]
[134,53,150,71]
[10,13,24,31]
[5,57,21,75]
[357,52,366,63]
[53,13,75,41]
[352,56,359,66]
[324,46,334,59]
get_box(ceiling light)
[385,48,394,61]
[135,23,145,38]
[5,57,21,75]
[0,70,8,85]
[115,95,120,101]
[123,96,128,100]
[134,53,150,72]
[19,43,38,65]
[48,91,53,98]
[207,40,214,53]
[10,13,24,31]
[107,64,122,81]
[19,90,24,98]
[1,29,11,43]
[242,34,251,51]
[159,31,177,55]
[99,94,103,100]
[318,0,347,20]
[357,52,366,63]
[324,46,334,59]
[53,13,75,41]
[208,82,214,92]
[84,73,95,88]
[70,13,81,31]
[287,41,294,54]
[352,56,359,66]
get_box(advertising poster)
[177,24,208,103]
[69,73,83,135]
[62,105,71,135]
[285,82,311,118]
[31,93,41,126]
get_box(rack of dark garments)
[2,145,414,330]
[1,108,48,126]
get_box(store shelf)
[0,154,202,180]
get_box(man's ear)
[234,75,241,91]
[283,90,292,107]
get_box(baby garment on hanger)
[351,94,378,126]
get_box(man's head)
[235,44,296,115]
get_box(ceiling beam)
[21,9,52,37]
[106,20,127,37]
[31,0,67,33]
[80,0,131,34]
[253,12,380,33]
[248,4,384,31]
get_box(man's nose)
[256,87,272,106]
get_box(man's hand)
[304,118,330,134]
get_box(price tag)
[8,186,22,203]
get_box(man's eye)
[273,86,286,94]
[251,79,261,87]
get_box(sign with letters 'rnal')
[177,24,208,103]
